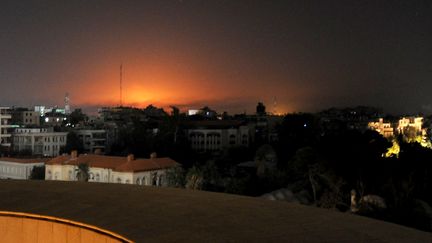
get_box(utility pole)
[120,64,123,107]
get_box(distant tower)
[273,97,277,115]
[65,92,71,115]
[256,102,266,116]
[120,64,123,107]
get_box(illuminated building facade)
[42,112,67,126]
[368,118,394,138]
[397,117,426,139]
[369,116,427,142]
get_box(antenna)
[120,64,122,107]
[273,96,277,115]
[65,92,70,114]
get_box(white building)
[12,128,67,157]
[0,107,12,147]
[0,157,46,179]
[76,130,106,153]
[45,152,178,186]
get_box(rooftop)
[0,180,430,242]
[47,154,178,172]
[0,157,48,164]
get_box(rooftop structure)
[0,180,430,242]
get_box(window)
[242,134,248,145]
[158,175,165,186]
[152,173,157,186]
[229,134,236,145]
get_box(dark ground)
[0,180,430,243]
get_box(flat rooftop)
[0,180,430,242]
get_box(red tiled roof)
[46,154,179,172]
[115,158,178,172]
[0,157,48,164]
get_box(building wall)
[13,129,67,157]
[187,126,249,152]
[0,160,44,179]
[12,110,40,126]
[45,164,168,186]
[0,107,12,147]
[22,111,40,126]
[88,167,112,183]
[132,170,167,186]
[76,130,107,153]
[110,171,134,184]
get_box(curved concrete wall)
[0,211,133,243]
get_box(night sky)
[0,0,431,114]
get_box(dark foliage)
[60,131,84,154]
[30,165,45,180]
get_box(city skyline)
[1,1,431,114]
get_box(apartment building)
[0,107,12,147]
[13,128,67,157]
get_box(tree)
[185,166,203,190]
[277,113,321,163]
[69,109,88,126]
[166,166,185,188]
[170,106,180,118]
[61,131,84,154]
[76,163,89,182]
[255,144,277,177]
[30,166,45,180]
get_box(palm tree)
[76,163,89,182]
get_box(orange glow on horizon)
[57,47,294,114]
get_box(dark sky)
[0,0,431,114]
